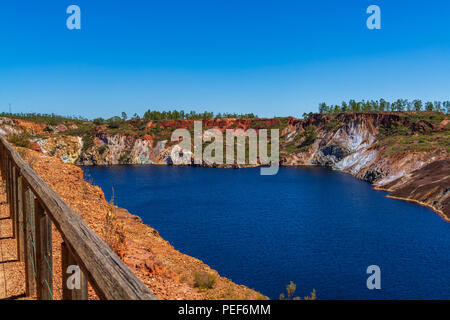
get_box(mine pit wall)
[281,113,449,219]
[1,114,449,219]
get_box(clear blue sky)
[1,0,449,119]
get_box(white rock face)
[35,136,83,164]
[0,118,20,136]
[312,117,377,171]
[169,144,193,165]
[347,153,374,174]
[335,149,377,172]
[332,120,376,153]
[376,171,406,186]
[130,139,153,164]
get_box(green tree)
[349,99,359,112]
[341,101,349,113]
[392,99,406,112]
[413,99,422,111]
[433,101,442,112]
[318,102,328,114]
[406,100,412,111]
[362,100,371,112]
[425,101,434,111]
[443,101,450,114]
[379,98,388,111]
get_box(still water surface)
[82,165,450,299]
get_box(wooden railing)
[0,136,157,300]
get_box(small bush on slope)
[193,271,216,290]
[7,132,31,148]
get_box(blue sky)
[0,0,449,118]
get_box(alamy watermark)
[66,265,82,290]
[170,121,280,175]
[366,5,381,30]
[66,5,81,30]
[65,5,380,31]
[366,265,381,290]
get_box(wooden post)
[17,175,24,261]
[0,145,3,175]
[23,185,36,297]
[0,146,4,190]
[1,146,4,176]
[6,157,11,218]
[4,155,7,201]
[0,144,2,173]
[11,165,17,239]
[35,199,53,300]
[0,149,2,178]
[61,242,88,300]
[2,147,5,179]
[0,145,2,175]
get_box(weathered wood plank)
[6,157,12,218]
[0,136,156,300]
[61,242,88,300]
[11,165,17,239]
[17,175,24,261]
[35,199,53,300]
[23,185,36,297]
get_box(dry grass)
[102,201,128,259]
[193,271,216,290]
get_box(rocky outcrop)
[377,159,450,219]
[280,113,449,219]
[0,117,21,136]
[35,136,83,164]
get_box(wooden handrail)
[0,136,157,300]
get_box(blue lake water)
[82,165,450,299]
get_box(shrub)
[61,124,94,137]
[298,125,317,151]
[279,281,316,300]
[98,145,107,155]
[118,153,130,164]
[286,281,296,299]
[135,120,146,130]
[107,116,122,128]
[281,124,318,155]
[193,271,216,289]
[82,135,94,152]
[304,288,317,300]
[325,118,344,132]
[379,120,412,137]
[102,189,127,259]
[7,133,31,148]
[93,117,105,125]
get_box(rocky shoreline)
[1,112,449,220]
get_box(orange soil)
[0,189,27,300]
